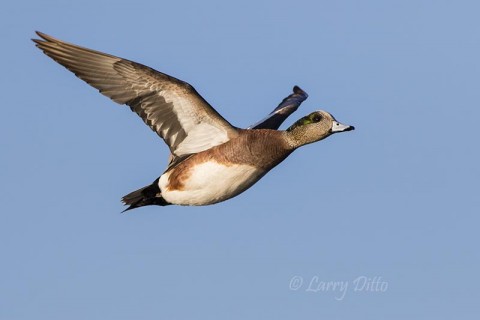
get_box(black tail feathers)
[121,178,171,212]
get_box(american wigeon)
[33,32,354,210]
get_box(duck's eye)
[312,115,322,122]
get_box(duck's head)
[285,110,354,148]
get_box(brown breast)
[165,129,293,191]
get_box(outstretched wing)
[248,86,308,130]
[33,32,238,157]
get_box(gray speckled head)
[285,110,354,148]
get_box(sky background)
[1,0,479,319]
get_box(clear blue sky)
[1,0,479,319]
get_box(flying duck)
[33,32,355,211]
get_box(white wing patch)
[158,90,232,156]
[174,123,230,155]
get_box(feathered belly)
[159,161,265,206]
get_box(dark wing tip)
[248,86,309,130]
[34,31,54,41]
[32,31,55,49]
[32,31,42,45]
[32,31,47,43]
[293,85,308,98]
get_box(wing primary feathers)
[33,31,238,157]
[249,86,308,130]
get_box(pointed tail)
[121,178,171,212]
